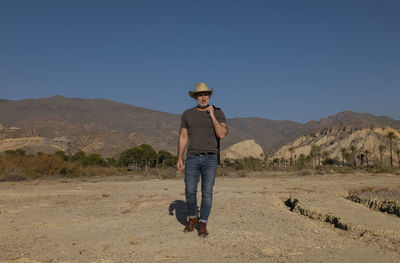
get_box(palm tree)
[288,147,295,167]
[298,153,306,168]
[344,152,352,165]
[396,149,400,167]
[358,153,365,166]
[364,149,370,167]
[378,145,386,167]
[310,144,320,167]
[265,154,270,167]
[386,131,397,167]
[310,144,316,167]
[322,151,330,165]
[305,155,312,167]
[349,145,357,167]
[260,153,269,167]
[340,147,347,166]
[280,157,286,167]
[316,145,321,167]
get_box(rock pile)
[220,139,264,160]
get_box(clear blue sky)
[1,0,399,123]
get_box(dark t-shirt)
[180,106,227,155]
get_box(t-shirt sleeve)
[215,110,227,124]
[180,112,188,129]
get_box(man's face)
[195,92,211,107]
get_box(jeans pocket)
[210,154,218,160]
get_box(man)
[176,82,228,237]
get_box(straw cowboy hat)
[189,82,214,98]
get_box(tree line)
[3,144,177,170]
[2,130,399,173]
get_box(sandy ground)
[1,172,400,263]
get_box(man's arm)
[211,119,227,139]
[207,106,228,139]
[176,127,188,171]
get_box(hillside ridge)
[0,96,399,157]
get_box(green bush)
[55,150,69,161]
[83,154,107,167]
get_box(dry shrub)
[77,166,126,178]
[0,155,29,181]
[300,169,315,176]
[28,154,68,178]
[140,168,161,179]
[329,166,357,174]
[367,167,392,174]
[0,168,27,182]
[349,186,391,195]
[217,167,248,177]
[0,154,128,181]
[158,167,178,179]
[0,154,68,179]
[144,168,177,179]
[359,186,390,193]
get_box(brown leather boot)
[183,217,198,232]
[198,222,209,237]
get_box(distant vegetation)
[1,131,400,182]
[0,144,177,182]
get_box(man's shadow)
[169,200,199,226]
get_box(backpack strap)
[212,105,222,165]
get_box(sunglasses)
[196,92,211,97]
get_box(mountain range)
[0,96,399,158]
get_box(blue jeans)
[184,154,218,223]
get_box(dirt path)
[1,173,400,262]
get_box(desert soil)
[1,172,400,263]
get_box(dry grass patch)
[288,187,317,193]
[253,190,268,194]
[129,237,139,245]
[55,200,69,205]
[352,186,390,193]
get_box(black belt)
[192,152,216,156]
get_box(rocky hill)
[272,111,400,164]
[0,96,399,159]
[273,126,400,166]
[307,111,400,130]
[229,111,400,156]
[0,95,322,156]
[0,96,182,157]
[0,96,305,156]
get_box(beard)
[197,99,209,108]
[197,103,209,109]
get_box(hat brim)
[189,89,213,98]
